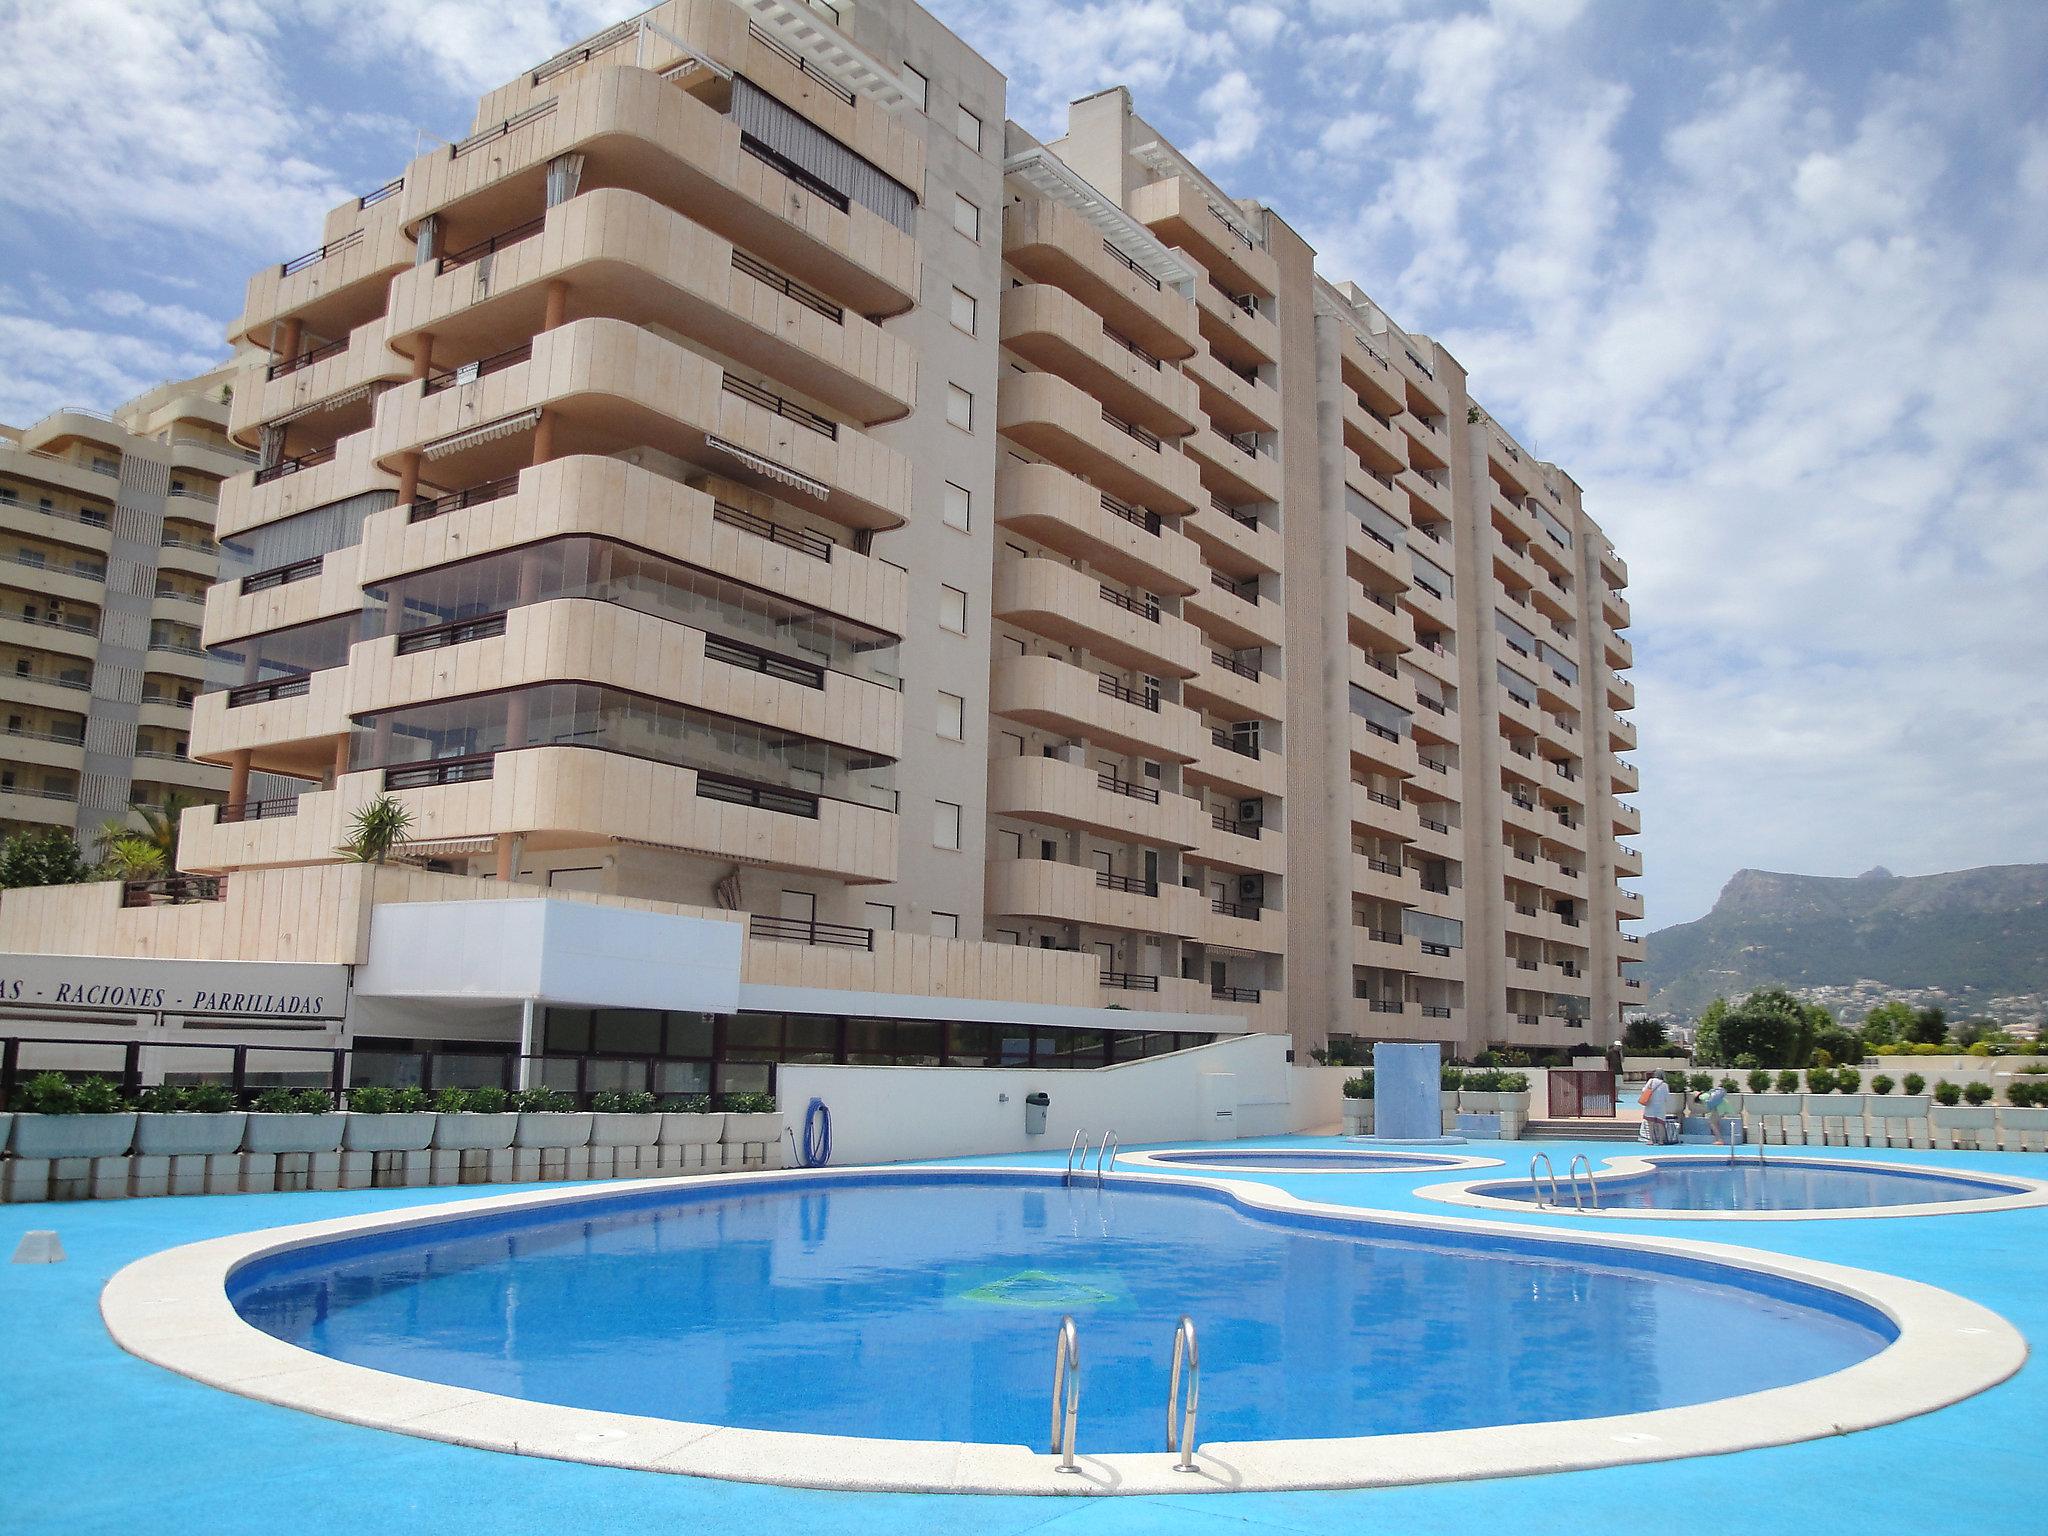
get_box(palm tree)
[336,795,414,864]
[97,795,189,879]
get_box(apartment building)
[0,0,1640,1086]
[0,369,245,845]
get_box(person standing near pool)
[1699,1083,1735,1145]
[1638,1071,1673,1144]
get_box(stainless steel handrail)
[1166,1315,1200,1472]
[1065,1128,1088,1185]
[1095,1131,1120,1186]
[1567,1153,1599,1210]
[1528,1152,1562,1208]
[1050,1314,1081,1472]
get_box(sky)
[1,0,2044,928]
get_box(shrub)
[1933,1081,1961,1107]
[433,1087,471,1112]
[510,1087,575,1113]
[347,1085,396,1114]
[660,1093,714,1114]
[1963,1082,1994,1107]
[138,1083,187,1113]
[1904,1072,1927,1096]
[252,1087,298,1114]
[17,1072,84,1113]
[390,1086,431,1113]
[1871,1074,1895,1096]
[1805,1068,1834,1094]
[591,1090,657,1114]
[72,1076,128,1113]
[2019,1061,2048,1076]
[722,1092,777,1114]
[1342,1072,1374,1100]
[1499,1071,1531,1093]
[1747,1068,1771,1093]
[465,1085,510,1114]
[1440,1064,1465,1090]
[1835,1069,1861,1094]
[253,1087,332,1114]
[2007,1080,2035,1108]
[1689,1072,1713,1093]
[186,1082,235,1113]
[1774,1070,1800,1094]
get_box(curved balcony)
[1183,572,1281,651]
[1186,728,1283,800]
[201,551,365,653]
[1186,346,1278,435]
[217,430,396,544]
[1194,279,1277,367]
[230,319,409,452]
[1192,810,1284,877]
[233,204,415,353]
[1183,501,1279,578]
[365,455,903,638]
[188,664,352,780]
[383,187,914,426]
[987,754,1204,850]
[1183,651,1280,723]
[989,652,1206,762]
[399,65,916,319]
[1000,284,1198,439]
[1001,199,1198,362]
[997,373,1202,515]
[986,858,1207,940]
[991,557,1205,679]
[180,747,897,883]
[1127,177,1276,297]
[994,461,1203,597]
[1183,422,1280,506]
[372,316,910,530]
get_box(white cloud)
[1320,111,1390,156]
[1189,70,1263,165]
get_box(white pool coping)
[1118,1147,1502,1175]
[1418,1151,2048,1221]
[101,1163,2028,1496]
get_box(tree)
[1953,1017,1996,1049]
[1622,1016,1670,1052]
[97,796,189,879]
[1691,997,1730,1064]
[0,828,91,889]
[1716,987,1808,1066]
[1810,1019,1866,1066]
[336,795,414,864]
[1861,1001,1915,1046]
[1909,1006,1947,1046]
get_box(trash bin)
[1024,1091,1050,1136]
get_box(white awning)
[422,409,540,460]
[706,434,829,498]
[1003,147,1195,289]
[734,0,914,110]
[271,383,375,426]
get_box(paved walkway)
[2,1136,2041,1535]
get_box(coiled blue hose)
[801,1097,833,1167]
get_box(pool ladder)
[1064,1129,1119,1187]
[1049,1314,1081,1472]
[1529,1152,1599,1210]
[1064,1129,1087,1186]
[1095,1131,1120,1186]
[1166,1315,1200,1472]
[1048,1313,1203,1475]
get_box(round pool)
[1123,1147,1494,1173]
[227,1169,1890,1452]
[1425,1154,2048,1219]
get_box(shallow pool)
[229,1171,1892,1452]
[1491,1157,2028,1212]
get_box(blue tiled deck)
[3,1136,2039,1535]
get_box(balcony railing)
[1212,649,1258,681]
[409,475,522,524]
[1211,812,1260,839]
[1103,326,1160,370]
[1102,240,1163,291]
[1211,985,1261,1003]
[732,250,844,323]
[697,769,819,820]
[1420,1004,1452,1019]
[451,98,558,159]
[252,446,336,485]
[279,227,363,278]
[722,375,838,438]
[1210,728,1259,759]
[703,631,826,689]
[358,177,404,209]
[1100,971,1160,992]
[1096,772,1159,804]
[423,342,533,396]
[712,500,835,561]
[1100,492,1160,534]
[241,555,323,594]
[1102,410,1161,452]
[1363,786,1400,810]
[385,753,495,790]
[1419,815,1449,834]
[1364,927,1401,945]
[1097,674,1159,711]
[266,335,350,381]
[394,613,509,656]
[1095,871,1158,897]
[1211,898,1257,920]
[1099,585,1159,622]
[217,796,301,824]
[438,218,546,276]
[1366,999,1404,1014]
[748,913,874,950]
[120,875,225,908]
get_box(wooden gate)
[1549,1068,1616,1118]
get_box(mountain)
[1644,863,2048,1023]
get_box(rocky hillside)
[1644,863,2048,1023]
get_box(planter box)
[1341,1100,1373,1135]
[720,1112,784,1144]
[9,1113,137,1161]
[342,1112,437,1153]
[134,1113,247,1158]
[1931,1105,1996,1147]
[0,1113,10,1152]
[1741,1093,1807,1144]
[243,1113,344,1155]
[660,1112,725,1146]
[1998,1106,2048,1151]
[590,1112,662,1149]
[1806,1094,1866,1145]
[1439,1090,1459,1133]
[433,1112,518,1151]
[515,1111,592,1150]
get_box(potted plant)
[1930,1079,1994,1148]
[341,1084,437,1153]
[2000,1079,2048,1150]
[243,1086,344,1154]
[1773,1069,1799,1094]
[1342,1072,1374,1135]
[8,1072,138,1160]
[432,1085,519,1150]
[589,1090,662,1174]
[1746,1068,1771,1094]
[719,1092,784,1164]
[1835,1068,1862,1094]
[511,1086,592,1149]
[1871,1074,1895,1096]
[133,1082,246,1159]
[658,1093,725,1169]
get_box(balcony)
[1000,284,1199,438]
[1614,842,1644,878]
[0,611,99,662]
[997,373,1202,515]
[1401,469,1451,522]
[231,318,408,454]
[1607,671,1636,710]
[1126,175,1277,297]
[991,557,1206,679]
[1336,327,1406,419]
[1342,396,1408,479]
[1183,500,1280,578]
[1185,345,1279,435]
[1186,725,1283,799]
[1183,420,1280,506]
[1193,278,1278,367]
[1351,846,1410,905]
[382,188,917,426]
[1205,898,1280,954]
[986,753,1204,850]
[188,666,351,780]
[1616,887,1645,921]
[371,316,910,531]
[1347,713,1417,783]
[182,747,897,882]
[218,430,397,544]
[1611,757,1641,794]
[1183,647,1281,723]
[994,462,1204,597]
[1346,584,1412,654]
[1608,710,1638,751]
[1349,777,1418,841]
[989,652,1207,762]
[1001,198,1199,362]
[233,202,415,355]
[1192,808,1285,876]
[1183,570,1281,651]
[398,65,918,319]
[986,858,1207,939]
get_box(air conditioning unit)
[1238,875,1264,900]
[1238,798,1264,823]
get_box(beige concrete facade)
[3,0,1639,1060]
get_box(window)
[901,64,927,111]
[932,911,960,939]
[934,799,962,849]
[953,193,980,241]
[949,286,977,335]
[939,584,967,632]
[955,105,981,152]
[946,383,974,431]
[936,690,966,740]
[943,480,971,531]
[864,901,896,932]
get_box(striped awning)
[270,383,376,426]
[706,435,829,499]
[422,409,540,460]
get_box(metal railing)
[359,177,404,209]
[1096,772,1158,804]
[1211,898,1256,920]
[1102,410,1160,452]
[394,612,508,656]
[409,475,521,524]
[120,875,225,909]
[1212,649,1258,681]
[1102,239,1162,290]
[451,98,558,158]
[1050,1315,1081,1472]
[1097,674,1158,710]
[279,226,364,277]
[1567,1154,1600,1210]
[747,914,874,950]
[696,769,820,820]
[1094,1130,1118,1186]
[437,217,547,275]
[1529,1152,1562,1208]
[217,796,300,825]
[266,335,350,380]
[1095,870,1157,897]
[1099,584,1159,621]
[1210,985,1260,1003]
[1209,728,1259,759]
[423,341,533,395]
[1100,492,1159,534]
[1167,1316,1200,1472]
[1099,971,1159,992]
[731,250,844,322]
[1103,325,1160,369]
[225,674,312,709]
[722,374,838,438]
[1210,813,1259,839]
[712,500,835,561]
[252,446,336,485]
[704,631,826,689]
[385,753,494,791]
[241,555,323,593]
[1065,1129,1089,1185]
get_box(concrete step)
[1522,1119,1639,1141]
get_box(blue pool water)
[1492,1157,2027,1212]
[1142,1149,1465,1171]
[229,1171,1892,1452]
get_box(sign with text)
[0,953,349,1021]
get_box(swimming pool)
[1123,1147,1494,1173]
[225,1169,1890,1453]
[1426,1155,2048,1219]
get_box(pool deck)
[4,1135,2042,1535]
